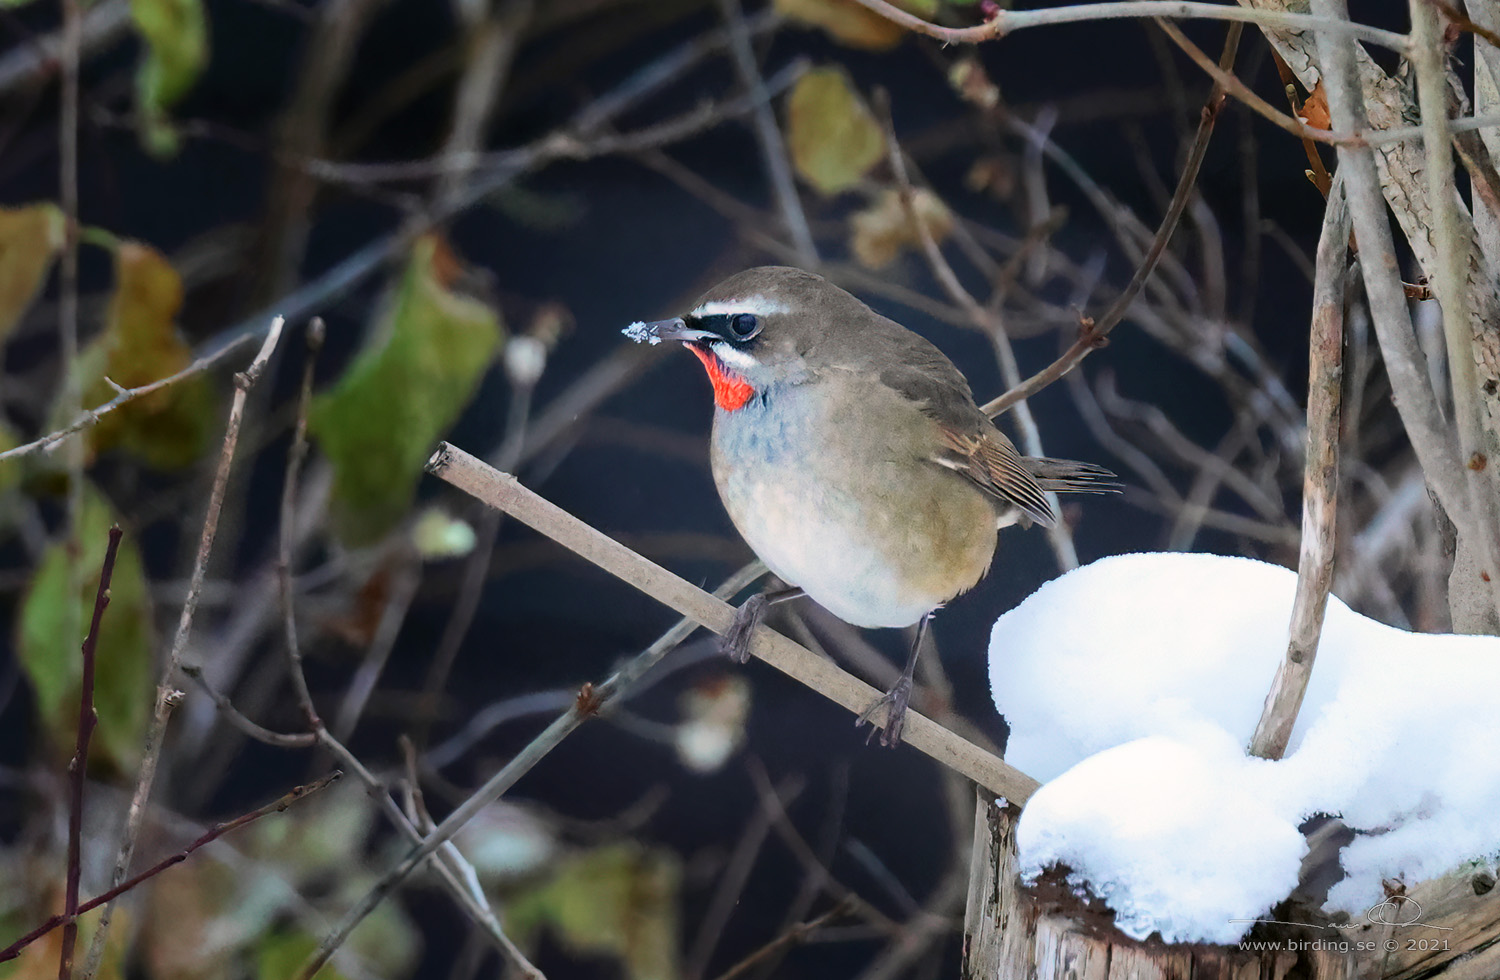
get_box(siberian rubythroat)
[625,267,1118,745]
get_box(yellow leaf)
[82,241,214,469]
[0,203,63,342]
[775,0,938,49]
[850,187,954,269]
[776,0,903,49]
[786,67,885,196]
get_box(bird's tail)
[1023,457,1122,494]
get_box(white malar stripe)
[691,296,790,318]
[710,342,758,371]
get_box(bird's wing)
[933,426,1057,528]
[873,339,1057,528]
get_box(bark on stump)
[962,794,1500,980]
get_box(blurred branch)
[0,0,130,97]
[716,0,818,265]
[1250,176,1348,761]
[981,22,1241,418]
[296,549,772,979]
[246,340,545,977]
[58,525,122,980]
[254,0,386,300]
[687,775,806,980]
[0,331,262,463]
[845,0,1406,50]
[2,773,340,965]
[195,35,807,370]
[708,900,857,980]
[432,0,533,213]
[85,318,286,971]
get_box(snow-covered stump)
[963,793,1500,979]
[972,555,1500,979]
[963,795,1294,980]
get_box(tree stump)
[961,794,1500,980]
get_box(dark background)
[0,0,1419,976]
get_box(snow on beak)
[621,317,716,346]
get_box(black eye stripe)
[687,312,762,343]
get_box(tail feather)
[1023,456,1122,494]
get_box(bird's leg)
[722,586,805,664]
[856,611,933,748]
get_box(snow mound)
[990,552,1500,943]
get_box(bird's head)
[624,266,857,411]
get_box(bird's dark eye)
[729,312,760,340]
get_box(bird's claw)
[722,593,769,664]
[855,675,913,748]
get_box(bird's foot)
[722,593,769,664]
[856,675,914,748]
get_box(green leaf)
[507,844,681,980]
[130,0,208,157]
[311,234,504,545]
[16,486,154,769]
[75,241,215,469]
[785,67,885,196]
[0,203,64,343]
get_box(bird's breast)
[709,387,998,629]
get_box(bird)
[623,266,1118,746]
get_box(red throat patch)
[687,344,756,412]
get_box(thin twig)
[281,319,324,727]
[0,332,260,463]
[191,50,809,373]
[432,0,533,213]
[2,773,340,965]
[260,342,542,975]
[414,345,542,743]
[1157,20,1500,150]
[57,525,122,980]
[687,775,805,980]
[179,663,317,748]
[1249,176,1348,760]
[84,317,285,970]
[981,22,1241,417]
[707,900,856,980]
[331,558,421,741]
[0,0,131,99]
[716,0,817,265]
[844,0,1407,50]
[295,551,773,979]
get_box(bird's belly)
[711,407,996,629]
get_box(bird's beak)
[622,317,716,346]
